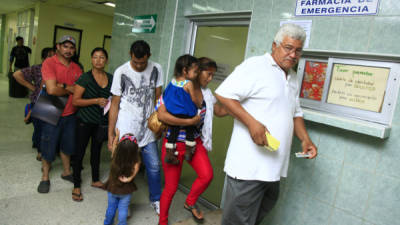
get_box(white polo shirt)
[215,53,303,182]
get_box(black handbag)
[31,87,68,126]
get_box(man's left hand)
[301,140,317,159]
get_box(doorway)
[179,12,250,207]
[103,35,111,72]
[53,25,83,59]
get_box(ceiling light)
[104,2,115,7]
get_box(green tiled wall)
[108,0,168,74]
[110,1,400,224]
[0,15,5,72]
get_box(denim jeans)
[104,192,132,225]
[141,141,161,202]
[31,117,43,152]
[41,114,76,162]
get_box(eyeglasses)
[120,135,138,144]
[281,45,303,56]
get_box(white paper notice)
[103,96,112,115]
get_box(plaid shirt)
[21,64,42,103]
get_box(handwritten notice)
[327,64,389,112]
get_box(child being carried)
[162,54,201,164]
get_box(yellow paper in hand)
[264,132,280,152]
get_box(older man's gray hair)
[274,23,306,47]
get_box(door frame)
[102,35,111,49]
[179,12,251,209]
[185,12,251,55]
[53,25,83,59]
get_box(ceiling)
[0,0,116,16]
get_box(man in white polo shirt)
[216,23,318,225]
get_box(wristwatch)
[62,83,66,89]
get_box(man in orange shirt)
[38,35,82,193]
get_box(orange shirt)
[41,55,82,116]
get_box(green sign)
[132,14,157,33]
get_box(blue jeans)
[32,117,43,152]
[104,192,132,225]
[141,141,161,202]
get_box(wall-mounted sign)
[327,63,389,112]
[295,0,380,16]
[132,14,157,33]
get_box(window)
[297,53,400,126]
[17,9,34,46]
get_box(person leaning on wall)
[215,23,318,225]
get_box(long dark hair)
[174,54,199,78]
[91,47,108,59]
[109,135,140,185]
[198,57,217,72]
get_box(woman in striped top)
[71,47,113,202]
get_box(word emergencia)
[295,0,380,16]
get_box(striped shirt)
[167,101,206,142]
[155,95,206,141]
[75,70,113,125]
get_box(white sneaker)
[150,201,160,215]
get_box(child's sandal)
[165,143,179,165]
[184,141,196,161]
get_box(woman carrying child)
[157,56,228,225]
[104,129,141,225]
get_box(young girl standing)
[103,130,141,225]
[162,54,201,165]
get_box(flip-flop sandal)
[184,203,204,224]
[91,183,105,190]
[72,192,83,202]
[61,174,74,183]
[37,180,50,193]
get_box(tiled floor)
[0,76,219,225]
